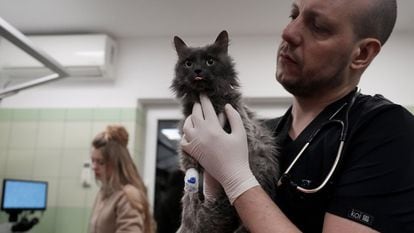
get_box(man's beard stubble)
[275,61,348,98]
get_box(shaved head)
[351,0,397,45]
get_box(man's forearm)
[233,186,301,233]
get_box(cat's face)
[171,31,238,99]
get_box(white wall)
[360,32,414,105]
[1,32,413,108]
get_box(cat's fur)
[171,30,280,233]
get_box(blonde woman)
[89,125,156,233]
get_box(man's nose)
[281,19,302,46]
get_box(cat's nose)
[194,69,202,75]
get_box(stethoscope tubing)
[277,89,359,193]
[297,140,344,193]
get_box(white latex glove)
[203,112,226,201]
[181,95,259,204]
[203,171,222,201]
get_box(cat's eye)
[184,60,193,68]
[206,58,215,66]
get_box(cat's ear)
[214,30,229,54]
[174,36,188,56]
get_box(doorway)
[153,119,183,233]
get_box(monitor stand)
[5,211,21,223]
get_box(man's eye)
[185,60,193,68]
[312,22,323,31]
[289,7,299,20]
[311,22,329,34]
[206,58,215,66]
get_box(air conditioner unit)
[0,34,117,79]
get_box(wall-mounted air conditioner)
[0,34,117,79]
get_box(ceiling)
[0,0,413,39]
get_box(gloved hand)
[203,171,222,201]
[181,95,259,204]
[203,112,226,201]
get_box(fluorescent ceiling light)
[161,128,180,140]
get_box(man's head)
[276,0,397,98]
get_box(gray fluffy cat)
[171,30,280,233]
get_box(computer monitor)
[1,179,48,222]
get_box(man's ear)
[351,38,381,70]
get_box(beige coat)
[89,185,147,233]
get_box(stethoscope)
[277,89,360,194]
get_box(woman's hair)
[92,124,156,232]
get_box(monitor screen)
[1,179,48,211]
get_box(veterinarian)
[180,0,414,232]
[89,125,156,233]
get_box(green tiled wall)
[0,107,142,233]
